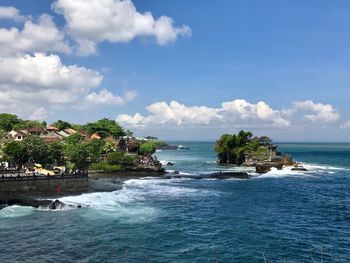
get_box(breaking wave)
[0,205,35,219]
[60,177,213,222]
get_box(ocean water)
[1,142,350,262]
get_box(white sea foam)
[252,162,348,179]
[301,163,349,171]
[60,177,211,222]
[254,167,309,179]
[0,205,34,218]
[160,160,175,166]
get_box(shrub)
[90,162,124,172]
[139,141,156,155]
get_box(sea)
[0,142,350,262]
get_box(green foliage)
[3,141,28,166]
[64,133,85,145]
[85,139,106,163]
[47,142,65,166]
[13,120,46,130]
[0,113,21,132]
[21,136,50,165]
[106,151,136,166]
[52,120,72,131]
[71,124,86,133]
[66,144,89,170]
[152,140,169,148]
[0,129,6,150]
[102,141,116,154]
[139,141,156,155]
[85,118,125,139]
[89,162,124,172]
[215,130,258,165]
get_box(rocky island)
[215,130,298,173]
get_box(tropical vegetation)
[215,130,265,165]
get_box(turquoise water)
[1,142,350,262]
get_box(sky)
[0,0,350,141]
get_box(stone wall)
[0,176,88,194]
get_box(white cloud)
[52,0,191,55]
[291,100,340,123]
[116,99,343,132]
[340,120,350,129]
[0,6,25,22]
[220,99,290,128]
[116,100,291,129]
[0,53,106,118]
[85,89,137,105]
[0,13,71,55]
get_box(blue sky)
[1,0,350,140]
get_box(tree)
[86,118,125,139]
[21,136,49,165]
[0,113,21,131]
[52,120,72,131]
[85,139,105,163]
[48,142,65,166]
[3,141,28,167]
[215,130,257,165]
[139,141,156,155]
[64,133,85,145]
[13,120,46,130]
[66,144,89,170]
[107,151,136,166]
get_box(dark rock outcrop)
[164,171,250,180]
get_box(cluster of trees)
[0,113,165,172]
[0,114,132,171]
[215,130,261,165]
[0,133,136,171]
[0,113,46,132]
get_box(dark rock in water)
[255,163,283,173]
[164,171,250,180]
[0,198,51,208]
[209,172,250,179]
[291,167,308,171]
[49,199,65,210]
[0,197,76,210]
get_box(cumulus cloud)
[0,6,25,22]
[116,99,342,131]
[116,100,291,129]
[52,0,191,55]
[0,13,71,55]
[0,53,119,118]
[290,100,340,123]
[85,89,137,105]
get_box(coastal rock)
[49,199,65,210]
[255,163,283,173]
[164,171,250,180]
[291,167,308,171]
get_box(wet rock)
[49,199,65,210]
[291,167,308,171]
